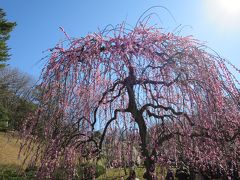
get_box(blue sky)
[1,0,240,79]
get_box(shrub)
[53,167,69,180]
[25,165,38,179]
[95,164,106,178]
[0,165,24,179]
[76,163,106,179]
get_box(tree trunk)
[137,117,155,180]
[125,70,156,180]
[130,97,156,179]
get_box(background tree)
[21,22,240,179]
[0,8,16,68]
[0,67,35,131]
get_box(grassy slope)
[0,132,23,166]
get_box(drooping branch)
[98,108,129,151]
[20,21,240,179]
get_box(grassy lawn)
[97,167,146,180]
[0,132,23,166]
[0,132,29,179]
[98,166,166,180]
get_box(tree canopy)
[21,23,240,179]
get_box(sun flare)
[218,0,240,16]
[204,0,240,30]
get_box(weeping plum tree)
[20,22,240,179]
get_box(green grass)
[97,167,145,180]
[97,166,167,180]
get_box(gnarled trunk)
[126,77,156,179]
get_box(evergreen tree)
[0,8,16,67]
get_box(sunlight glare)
[204,0,240,31]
